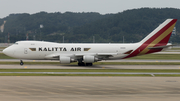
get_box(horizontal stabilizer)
[148,45,173,49]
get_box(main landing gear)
[20,60,24,66]
[86,63,93,66]
[78,62,93,66]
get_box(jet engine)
[59,57,71,64]
[83,56,98,63]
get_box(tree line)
[0,8,180,43]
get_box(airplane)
[3,19,177,66]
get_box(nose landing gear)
[20,60,24,66]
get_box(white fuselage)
[3,41,141,61]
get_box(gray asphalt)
[1,59,180,62]
[0,77,180,101]
[0,72,180,76]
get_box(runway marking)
[156,61,159,62]
[24,66,27,68]
[151,74,155,77]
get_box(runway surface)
[0,76,180,101]
[1,59,180,62]
[1,72,180,75]
[0,64,180,69]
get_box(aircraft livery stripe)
[145,32,172,54]
[138,22,176,55]
[143,19,177,44]
[123,19,177,59]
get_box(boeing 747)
[3,19,177,66]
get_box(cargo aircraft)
[3,19,177,66]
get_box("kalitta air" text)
[38,47,81,51]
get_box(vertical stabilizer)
[140,19,177,44]
[124,19,177,59]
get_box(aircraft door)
[24,48,28,54]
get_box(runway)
[0,76,180,101]
[0,72,180,75]
[1,59,180,62]
[0,64,180,69]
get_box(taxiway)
[0,64,180,69]
[0,77,179,101]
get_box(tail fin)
[140,19,177,44]
[124,19,177,59]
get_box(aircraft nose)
[3,48,9,55]
[3,47,13,57]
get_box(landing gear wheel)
[86,63,93,66]
[78,63,81,66]
[78,62,85,66]
[20,60,24,66]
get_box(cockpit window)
[14,42,18,45]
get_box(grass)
[0,47,6,50]
[171,48,180,50]
[0,53,15,59]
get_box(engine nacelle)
[83,56,95,63]
[59,57,71,64]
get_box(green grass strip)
[171,48,180,50]
[0,53,15,59]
